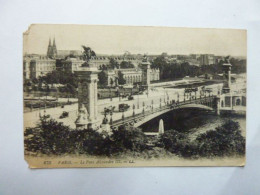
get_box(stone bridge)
[110,96,217,130]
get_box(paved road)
[24,83,222,129]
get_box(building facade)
[29,57,56,79]
[63,58,85,73]
[23,58,31,80]
[90,56,142,69]
[105,67,160,86]
[199,54,215,66]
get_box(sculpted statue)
[81,46,96,67]
[224,56,230,63]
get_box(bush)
[25,116,245,159]
[160,120,245,158]
[196,120,245,157]
[111,126,148,153]
[24,117,148,156]
[24,116,72,155]
[159,130,188,156]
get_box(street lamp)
[110,110,113,125]
[110,88,112,101]
[137,92,140,109]
[103,108,108,124]
[44,102,46,116]
[122,108,125,123]
[142,101,145,115]
[137,84,140,109]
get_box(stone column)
[141,57,151,93]
[222,62,232,94]
[75,66,100,130]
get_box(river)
[140,108,246,139]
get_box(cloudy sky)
[23,24,247,56]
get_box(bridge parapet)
[110,96,218,131]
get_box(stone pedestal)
[75,66,101,130]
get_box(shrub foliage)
[25,116,245,158]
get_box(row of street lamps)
[103,87,216,127]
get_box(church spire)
[53,37,56,46]
[52,37,57,58]
[47,37,53,58]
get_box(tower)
[75,62,100,130]
[47,38,53,58]
[222,60,232,94]
[141,55,151,92]
[46,37,57,59]
[52,38,57,58]
[220,58,233,109]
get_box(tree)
[111,126,148,152]
[110,78,114,86]
[98,70,108,87]
[196,120,245,157]
[117,71,126,85]
[24,115,72,154]
[66,83,76,96]
[39,71,78,88]
[151,55,168,71]
[151,55,202,81]
[108,58,119,69]
[159,129,188,155]
[24,116,110,155]
[120,61,135,69]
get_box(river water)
[140,108,246,139]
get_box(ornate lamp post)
[137,89,140,109]
[110,88,112,101]
[142,101,145,115]
[132,104,135,117]
[44,102,46,116]
[110,110,113,125]
[103,108,108,124]
[122,107,125,123]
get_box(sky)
[23,24,247,56]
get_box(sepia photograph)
[23,24,247,168]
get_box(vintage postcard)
[23,24,246,168]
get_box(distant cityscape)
[23,37,245,87]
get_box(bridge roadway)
[110,96,216,130]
